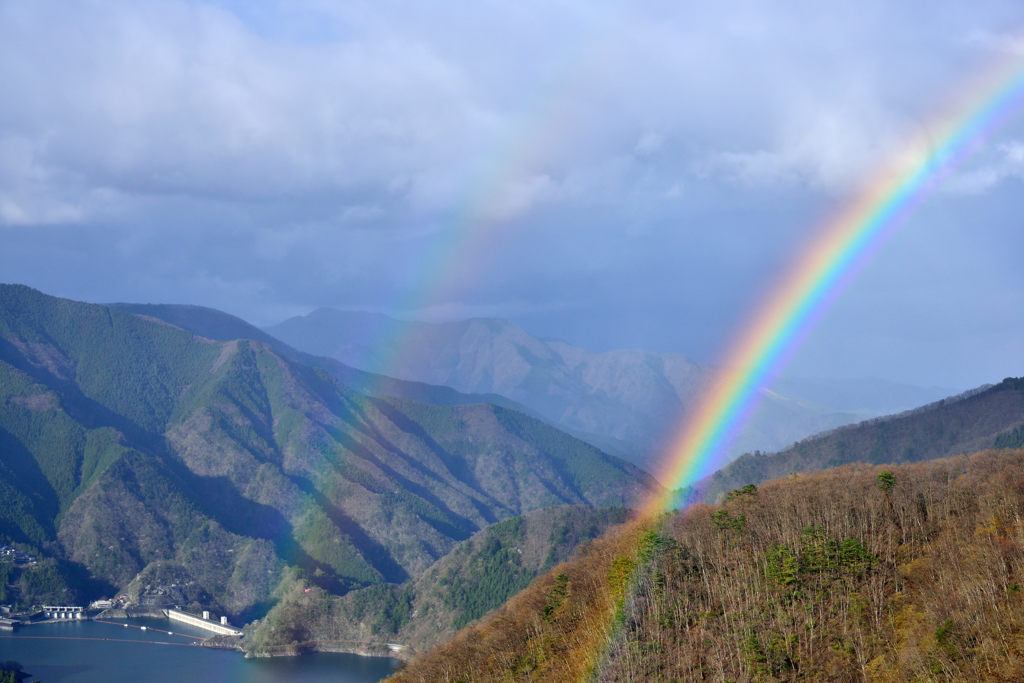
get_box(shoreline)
[0,617,402,681]
[245,640,411,662]
[6,607,174,627]
[5,608,409,667]
[6,614,406,664]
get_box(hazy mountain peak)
[264,309,874,471]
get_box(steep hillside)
[389,515,650,682]
[244,505,630,656]
[0,285,657,618]
[265,309,865,469]
[391,450,1024,682]
[695,378,1024,503]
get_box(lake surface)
[0,617,399,682]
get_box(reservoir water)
[0,617,399,682]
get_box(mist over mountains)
[265,309,951,471]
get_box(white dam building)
[166,608,242,636]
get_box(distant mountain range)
[112,302,531,414]
[264,309,952,471]
[692,377,1024,503]
[0,285,656,619]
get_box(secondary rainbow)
[344,31,611,389]
[646,50,1024,515]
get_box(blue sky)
[1,0,1022,389]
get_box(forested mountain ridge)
[0,284,657,619]
[693,377,1024,503]
[111,301,531,414]
[390,450,1024,682]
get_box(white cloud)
[964,29,1024,55]
[634,131,664,156]
[699,93,919,192]
[1,0,1015,229]
[0,1,488,222]
[943,141,1024,193]
[0,0,1020,389]
[478,174,555,222]
[0,134,119,226]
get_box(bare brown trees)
[391,450,1024,682]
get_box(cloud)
[0,134,122,226]
[697,82,937,192]
[478,174,556,222]
[964,29,1024,55]
[1,0,1015,227]
[1,0,1022,388]
[943,141,1024,193]
[0,1,489,223]
[634,132,664,156]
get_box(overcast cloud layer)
[1,0,1022,389]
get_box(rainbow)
[645,50,1024,515]
[344,25,618,387]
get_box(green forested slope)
[111,301,532,414]
[244,505,630,656]
[0,284,657,619]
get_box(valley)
[0,285,655,648]
[2,283,1021,680]
[5,5,1020,681]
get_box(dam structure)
[43,605,84,620]
[165,608,242,636]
